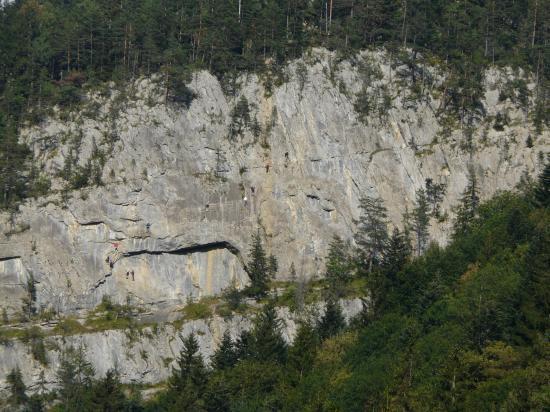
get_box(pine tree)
[324,235,352,299]
[246,231,270,298]
[317,297,346,341]
[21,273,37,321]
[234,329,254,361]
[169,332,208,411]
[222,278,243,311]
[25,394,44,412]
[268,254,278,279]
[7,367,27,407]
[288,320,319,379]
[453,169,481,237]
[382,228,410,276]
[425,178,447,218]
[57,346,95,410]
[211,330,238,371]
[412,188,430,255]
[90,369,127,411]
[0,113,31,209]
[251,301,287,364]
[533,157,550,207]
[171,332,208,390]
[354,196,389,272]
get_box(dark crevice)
[0,255,21,262]
[123,241,241,258]
[123,241,249,275]
[79,221,105,226]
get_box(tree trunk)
[532,0,538,47]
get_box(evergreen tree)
[533,157,550,207]
[0,113,31,209]
[57,346,95,410]
[90,369,127,412]
[25,395,44,412]
[317,297,346,341]
[288,320,319,379]
[211,330,238,371]
[382,228,410,276]
[7,367,27,407]
[354,195,389,272]
[21,273,37,321]
[324,235,352,299]
[412,188,430,255]
[222,279,243,311]
[251,301,287,364]
[169,332,208,411]
[171,332,208,390]
[234,329,254,361]
[453,169,481,237]
[425,178,447,218]
[268,254,278,279]
[246,231,270,298]
[521,225,550,337]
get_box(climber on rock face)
[126,271,130,280]
[131,270,135,281]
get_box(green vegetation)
[6,163,549,411]
[84,295,141,332]
[53,317,89,336]
[245,231,274,298]
[21,326,48,366]
[20,273,38,322]
[180,297,215,320]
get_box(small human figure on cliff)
[126,271,130,280]
[131,270,135,281]
[265,163,270,173]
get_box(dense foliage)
[0,0,549,208]
[7,164,549,411]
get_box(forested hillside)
[4,150,549,411]
[0,0,549,208]
[0,2,549,410]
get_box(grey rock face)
[0,49,547,315]
[0,299,363,395]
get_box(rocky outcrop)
[0,48,547,315]
[0,299,363,395]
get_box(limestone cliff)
[1,49,546,314]
[0,49,547,394]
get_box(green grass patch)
[180,300,213,320]
[53,317,89,335]
[84,315,136,332]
